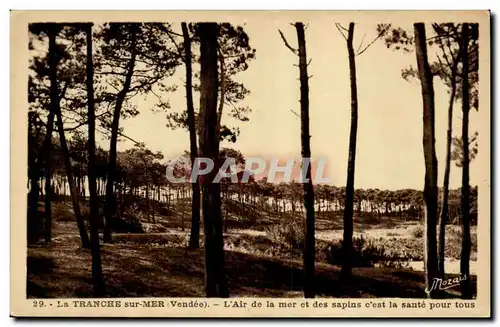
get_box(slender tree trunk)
[294,22,316,298]
[145,177,150,221]
[43,109,55,243]
[223,196,228,233]
[27,115,40,245]
[438,72,457,278]
[48,25,90,249]
[198,23,229,297]
[40,81,67,243]
[460,23,473,299]
[120,183,127,219]
[414,23,439,298]
[151,184,155,223]
[182,23,202,249]
[341,22,358,280]
[77,176,81,200]
[103,25,137,242]
[86,24,105,296]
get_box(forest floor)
[27,201,477,298]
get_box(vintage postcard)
[10,10,491,318]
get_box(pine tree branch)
[278,29,298,55]
[290,109,300,119]
[356,33,367,54]
[335,23,348,41]
[164,26,184,63]
[356,23,391,56]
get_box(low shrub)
[53,203,75,222]
[112,233,188,248]
[111,215,145,233]
[445,225,477,260]
[143,223,167,233]
[53,203,93,223]
[375,237,424,261]
[374,260,411,269]
[265,219,305,249]
[318,235,422,268]
[80,206,91,221]
[411,225,424,238]
[321,236,387,267]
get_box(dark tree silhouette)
[380,22,478,278]
[198,22,229,297]
[432,23,461,278]
[295,23,316,299]
[279,22,316,298]
[48,24,90,249]
[341,23,358,280]
[182,23,202,249]
[86,23,105,296]
[42,102,56,243]
[460,23,473,300]
[103,24,138,242]
[414,23,438,298]
[335,22,389,280]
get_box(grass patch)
[29,201,478,299]
[111,233,189,248]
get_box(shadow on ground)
[27,238,476,299]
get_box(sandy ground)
[407,260,478,275]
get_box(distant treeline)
[28,132,478,225]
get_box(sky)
[97,20,482,191]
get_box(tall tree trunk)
[198,23,229,298]
[86,24,105,296]
[341,22,358,280]
[460,23,473,299]
[48,24,90,249]
[438,70,457,278]
[295,22,316,298]
[103,25,137,242]
[182,23,202,249]
[414,23,439,298]
[39,81,68,243]
[27,114,40,245]
[145,175,150,221]
[43,109,55,243]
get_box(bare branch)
[95,123,141,145]
[278,29,298,55]
[338,24,349,32]
[117,130,141,145]
[290,109,300,119]
[59,111,110,132]
[335,23,348,41]
[150,88,164,103]
[106,81,121,93]
[356,23,392,56]
[165,28,183,37]
[436,55,452,80]
[432,23,454,70]
[164,27,184,62]
[356,33,367,54]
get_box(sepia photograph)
[10,10,491,318]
